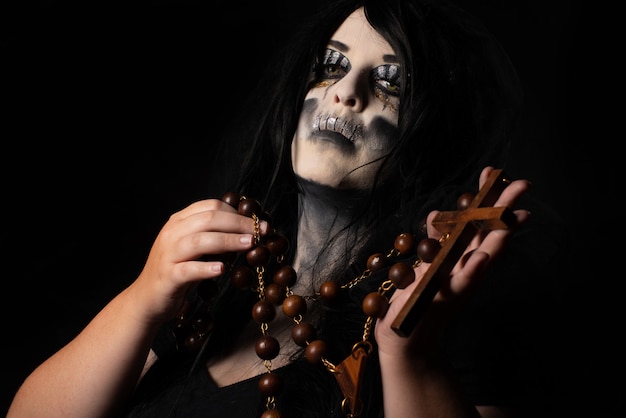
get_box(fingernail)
[240,235,252,245]
[212,263,224,273]
[259,220,269,234]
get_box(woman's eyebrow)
[328,40,398,64]
[328,39,349,52]
[382,54,398,63]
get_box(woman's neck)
[292,177,370,293]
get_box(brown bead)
[273,265,297,287]
[362,292,389,318]
[258,373,284,396]
[367,252,387,271]
[265,232,289,256]
[291,322,317,347]
[417,238,441,263]
[457,192,475,210]
[388,262,415,289]
[305,340,327,364]
[265,283,286,305]
[252,300,276,323]
[221,191,240,209]
[184,331,206,352]
[261,409,282,418]
[172,317,190,340]
[394,232,415,255]
[246,245,271,267]
[238,196,262,217]
[230,265,255,289]
[197,279,219,302]
[282,295,307,318]
[318,281,340,303]
[192,312,214,334]
[255,335,280,360]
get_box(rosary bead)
[192,309,214,334]
[282,295,307,317]
[273,265,297,287]
[238,196,262,217]
[265,283,286,305]
[362,292,389,318]
[230,265,255,289]
[388,262,415,289]
[394,232,415,255]
[318,280,341,303]
[291,322,317,347]
[305,340,328,364]
[261,409,282,418]
[457,192,475,210]
[417,238,441,263]
[259,373,284,396]
[184,331,206,352]
[265,231,289,256]
[252,300,276,323]
[221,191,240,209]
[367,252,387,271]
[255,335,280,360]
[172,317,191,341]
[246,245,271,267]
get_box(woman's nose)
[332,70,367,112]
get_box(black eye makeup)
[314,48,352,81]
[372,64,401,97]
[311,48,402,108]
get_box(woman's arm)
[7,199,263,418]
[375,167,531,417]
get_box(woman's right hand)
[128,198,267,325]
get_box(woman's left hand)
[374,166,531,357]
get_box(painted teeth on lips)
[313,114,363,142]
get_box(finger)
[425,210,442,238]
[171,198,239,220]
[176,229,257,263]
[478,166,531,209]
[494,178,531,208]
[466,207,529,259]
[170,207,268,241]
[436,250,490,302]
[172,259,229,283]
[478,165,495,187]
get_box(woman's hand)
[374,166,531,357]
[127,198,267,325]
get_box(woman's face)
[291,7,401,190]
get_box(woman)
[8,0,565,416]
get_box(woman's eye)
[322,64,345,78]
[315,48,351,81]
[376,79,401,95]
[372,64,401,96]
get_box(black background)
[1,0,620,416]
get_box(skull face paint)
[291,7,401,190]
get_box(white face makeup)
[291,7,401,190]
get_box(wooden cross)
[390,168,517,337]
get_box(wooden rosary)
[174,168,516,418]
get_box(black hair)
[217,0,522,236]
